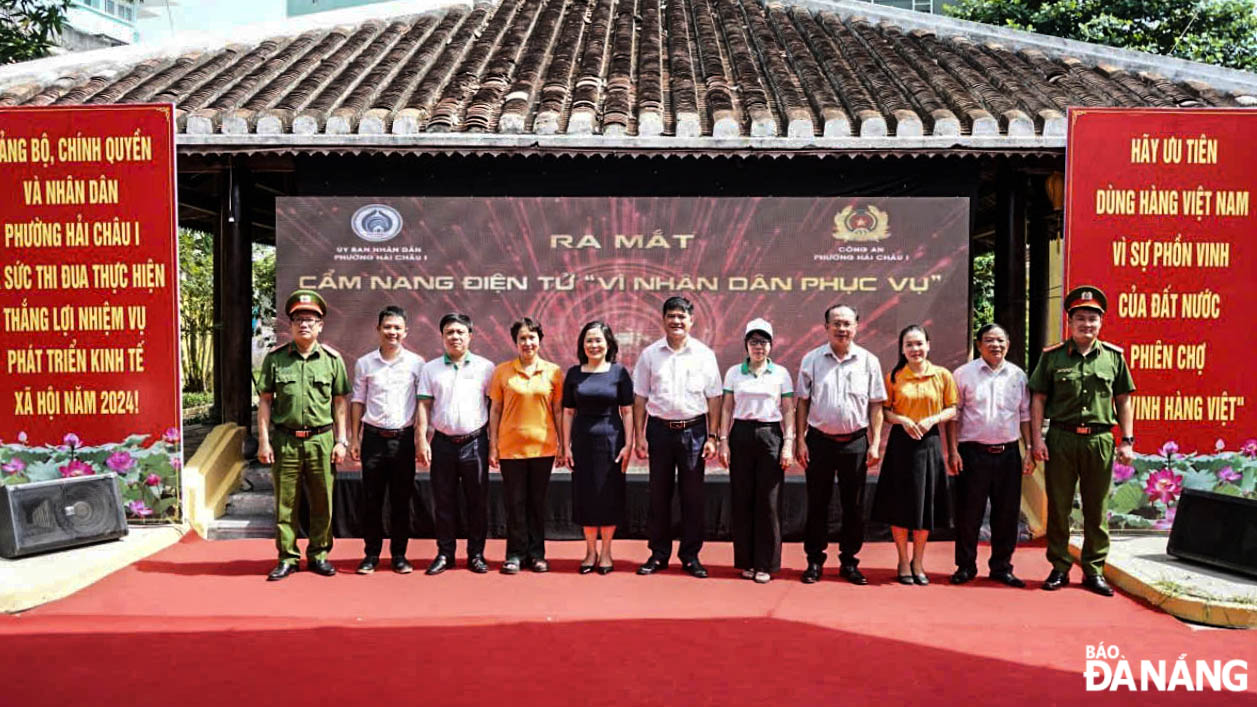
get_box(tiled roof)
[2,0,1255,149]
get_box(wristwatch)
[1120,436,1135,445]
[336,437,349,446]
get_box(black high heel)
[579,557,596,574]
[596,562,614,575]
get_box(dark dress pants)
[430,431,489,559]
[500,456,554,561]
[803,428,868,567]
[645,417,707,563]
[955,442,1023,574]
[360,428,416,558]
[728,420,783,573]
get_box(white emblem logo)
[351,204,403,242]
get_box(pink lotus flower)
[1144,468,1184,505]
[63,433,80,450]
[1154,505,1178,531]
[17,431,27,444]
[1242,439,1257,458]
[145,473,161,487]
[162,427,180,444]
[1216,439,1226,452]
[59,459,93,478]
[1158,441,1179,458]
[171,458,182,470]
[1112,462,1135,483]
[105,451,134,473]
[1218,466,1241,483]
[125,500,153,517]
[2,458,25,475]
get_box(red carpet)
[2,536,1254,705]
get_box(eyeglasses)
[747,338,771,346]
[291,317,322,326]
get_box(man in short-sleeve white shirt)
[632,296,722,578]
[413,313,495,575]
[795,304,886,585]
[350,306,425,574]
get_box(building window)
[105,1,116,15]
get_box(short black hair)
[576,321,619,364]
[824,304,859,324]
[438,313,473,333]
[510,316,544,343]
[974,322,1008,356]
[377,305,406,326]
[662,296,693,316]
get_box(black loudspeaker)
[1167,488,1257,579]
[0,473,129,558]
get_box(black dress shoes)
[839,564,869,585]
[309,558,337,576]
[1041,569,1070,591]
[267,562,298,581]
[1082,574,1115,597]
[391,556,414,574]
[501,557,522,575]
[950,568,977,585]
[801,562,823,584]
[681,559,708,578]
[989,571,1026,588]
[356,556,379,575]
[425,555,452,575]
[530,558,550,573]
[468,555,489,574]
[637,557,667,575]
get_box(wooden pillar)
[994,166,1028,368]
[1027,174,1050,373]
[216,161,254,430]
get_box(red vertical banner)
[0,105,182,522]
[1066,107,1257,530]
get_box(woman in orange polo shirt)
[489,317,565,575]
[871,325,958,586]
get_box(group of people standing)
[257,285,1134,597]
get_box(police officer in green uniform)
[257,289,350,581]
[1029,285,1135,597]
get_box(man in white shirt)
[350,306,425,574]
[947,323,1035,587]
[633,296,723,578]
[414,313,496,575]
[795,304,886,585]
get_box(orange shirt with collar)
[884,361,959,422]
[490,357,564,459]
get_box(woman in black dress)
[561,321,635,574]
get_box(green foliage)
[946,0,1257,71]
[0,0,71,65]
[252,244,276,327]
[179,228,215,393]
[182,391,213,409]
[970,251,995,343]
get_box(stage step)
[206,461,277,539]
[205,514,274,540]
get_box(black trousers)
[500,456,554,561]
[728,420,784,573]
[360,427,416,558]
[430,430,489,559]
[645,417,707,563]
[955,442,1023,574]
[803,427,869,567]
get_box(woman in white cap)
[718,318,795,583]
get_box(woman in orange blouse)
[489,317,565,575]
[871,325,958,586]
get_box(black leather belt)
[278,424,332,439]
[1050,421,1112,436]
[960,441,1019,454]
[364,423,413,439]
[656,416,705,430]
[810,426,866,443]
[435,427,484,445]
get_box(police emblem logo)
[833,205,891,241]
[351,204,403,242]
